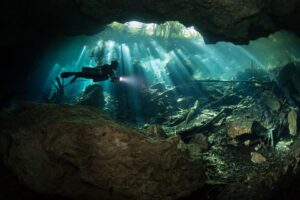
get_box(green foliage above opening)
[106,21,203,40]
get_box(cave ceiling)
[2,0,300,45]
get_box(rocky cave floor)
[0,164,70,200]
[181,95,298,199]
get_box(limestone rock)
[226,101,262,139]
[59,0,300,42]
[146,124,166,138]
[260,91,281,112]
[277,62,300,105]
[76,84,105,108]
[189,133,208,152]
[0,103,205,200]
[227,121,252,139]
[3,0,300,49]
[288,109,298,136]
[250,152,266,164]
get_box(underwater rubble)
[169,63,300,200]
[139,63,300,199]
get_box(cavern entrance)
[2,21,300,200]
[29,21,300,125]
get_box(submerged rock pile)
[0,103,205,200]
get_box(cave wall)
[1,0,300,106]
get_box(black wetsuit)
[61,63,117,83]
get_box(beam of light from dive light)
[119,76,144,88]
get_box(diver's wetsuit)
[61,61,118,83]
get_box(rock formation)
[3,0,300,44]
[76,84,105,109]
[0,102,205,200]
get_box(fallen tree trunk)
[177,108,232,140]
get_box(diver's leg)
[61,72,78,78]
[61,72,81,84]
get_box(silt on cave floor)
[1,21,300,200]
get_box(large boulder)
[0,103,205,200]
[76,84,105,109]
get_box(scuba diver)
[61,60,120,83]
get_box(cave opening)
[24,21,300,125]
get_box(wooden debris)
[288,109,298,136]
